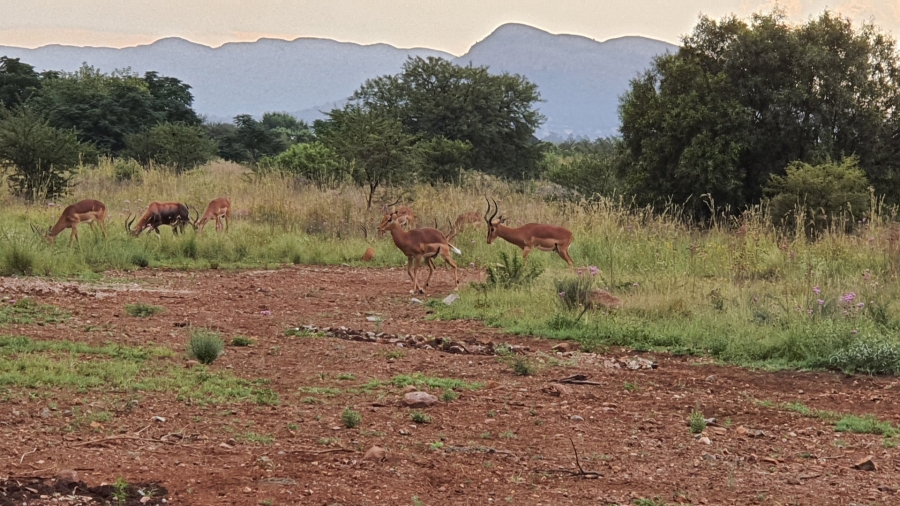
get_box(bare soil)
[2,266,899,505]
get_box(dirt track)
[2,266,900,505]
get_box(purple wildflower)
[589,266,599,276]
[558,292,566,298]
[851,329,858,335]
[261,310,271,316]
[842,292,857,303]
[812,286,821,294]
[577,269,584,275]
[807,309,813,315]
[817,299,825,305]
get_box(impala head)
[189,208,201,231]
[31,224,52,243]
[125,214,142,237]
[484,197,507,244]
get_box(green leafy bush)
[125,123,217,173]
[188,328,224,365]
[765,157,871,236]
[481,251,544,289]
[828,338,900,375]
[554,275,594,311]
[341,407,362,428]
[258,142,345,188]
[124,303,163,318]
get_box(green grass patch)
[0,299,69,326]
[124,303,163,318]
[0,335,277,405]
[835,414,899,437]
[390,373,484,391]
[238,432,275,445]
[298,386,341,396]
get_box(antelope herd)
[35,195,574,293]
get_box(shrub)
[410,411,432,424]
[188,328,224,365]
[113,158,143,182]
[481,250,544,289]
[689,409,707,434]
[231,336,254,346]
[0,109,88,200]
[130,252,150,268]
[765,157,870,237]
[259,142,345,188]
[124,303,163,318]
[828,338,900,375]
[0,243,35,276]
[511,357,537,376]
[555,275,594,311]
[124,123,217,173]
[341,407,361,428]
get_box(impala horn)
[125,214,136,235]
[484,196,498,225]
[359,224,369,241]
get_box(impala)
[33,199,108,245]
[484,197,574,266]
[126,201,191,237]
[378,198,416,234]
[378,212,460,294]
[193,197,231,233]
[454,211,483,232]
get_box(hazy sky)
[2,0,898,54]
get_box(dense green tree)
[124,123,217,173]
[320,106,417,208]
[258,142,344,188]
[348,57,545,179]
[414,136,472,183]
[619,11,900,214]
[0,108,89,200]
[543,138,624,199]
[261,112,315,145]
[29,65,201,154]
[0,57,41,109]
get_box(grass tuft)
[124,302,163,318]
[188,328,224,365]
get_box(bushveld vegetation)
[1,9,900,375]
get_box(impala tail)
[449,244,461,255]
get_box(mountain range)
[0,23,676,139]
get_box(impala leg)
[422,255,436,289]
[224,209,230,232]
[70,225,78,246]
[100,218,108,238]
[521,246,532,261]
[557,246,574,267]
[406,256,418,292]
[439,246,459,290]
[412,256,426,294]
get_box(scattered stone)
[184,360,200,368]
[153,416,166,423]
[698,436,711,445]
[710,427,727,435]
[541,383,571,397]
[366,316,382,322]
[442,293,459,305]
[736,426,766,438]
[54,470,78,486]
[602,357,658,370]
[219,442,233,449]
[704,375,717,382]
[363,446,387,462]
[410,298,423,304]
[400,385,418,394]
[243,487,252,493]
[551,342,580,353]
[852,455,877,471]
[570,415,585,422]
[403,391,439,408]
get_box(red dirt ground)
[2,266,900,505]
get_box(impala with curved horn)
[32,199,108,245]
[378,197,416,234]
[378,211,460,294]
[126,201,191,237]
[192,197,231,233]
[484,197,574,267]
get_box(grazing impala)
[378,198,416,234]
[193,197,231,233]
[126,201,191,237]
[484,197,574,266]
[33,199,108,245]
[378,211,460,294]
[454,211,483,232]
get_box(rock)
[140,496,153,504]
[243,487,253,493]
[366,316,382,322]
[735,425,766,438]
[184,360,200,368]
[704,375,717,382]
[363,446,387,462]
[698,436,711,445]
[360,247,375,262]
[852,455,877,471]
[219,442,233,449]
[153,416,166,423]
[442,293,459,305]
[410,298,424,304]
[54,470,78,486]
[551,342,580,353]
[585,289,622,310]
[570,415,585,422]
[541,383,572,397]
[403,391,439,408]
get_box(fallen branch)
[443,446,517,458]
[535,438,602,479]
[68,435,179,448]
[19,448,36,464]
[554,374,604,386]
[284,447,354,455]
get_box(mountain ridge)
[0,24,676,138]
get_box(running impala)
[33,199,108,245]
[193,197,231,233]
[378,211,460,294]
[126,201,191,237]
[378,198,416,234]
[484,197,574,266]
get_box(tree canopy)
[343,56,545,180]
[619,10,900,214]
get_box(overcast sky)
[2,0,897,54]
